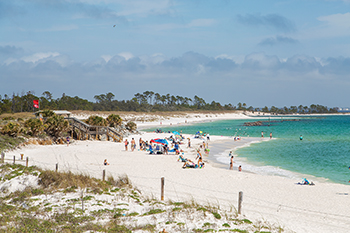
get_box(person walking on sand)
[270,132,272,139]
[230,156,234,170]
[124,139,129,151]
[261,131,264,138]
[131,138,136,151]
[196,150,203,168]
[188,138,191,148]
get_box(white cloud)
[117,52,134,61]
[303,12,350,39]
[21,52,60,63]
[139,53,167,65]
[101,55,113,62]
[317,12,350,28]
[3,51,350,106]
[215,54,245,64]
[3,58,18,65]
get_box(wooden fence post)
[161,177,165,201]
[56,163,58,172]
[81,190,84,211]
[103,170,106,181]
[26,157,29,167]
[238,191,243,214]
[1,152,4,163]
[13,156,15,164]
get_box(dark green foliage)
[143,208,165,215]
[45,115,69,138]
[212,212,221,219]
[24,118,45,136]
[85,115,107,126]
[41,110,55,117]
[107,224,132,233]
[125,121,137,131]
[1,122,23,137]
[0,90,338,114]
[0,134,25,151]
[107,114,122,127]
[222,223,230,228]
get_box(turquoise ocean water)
[147,115,350,185]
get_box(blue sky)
[1,0,350,108]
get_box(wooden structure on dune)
[65,117,123,142]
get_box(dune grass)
[0,163,285,233]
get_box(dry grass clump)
[38,170,108,191]
[107,174,132,189]
[0,112,33,120]
[24,138,53,146]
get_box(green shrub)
[143,209,165,215]
[212,212,221,219]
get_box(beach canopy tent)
[173,131,180,135]
[150,139,168,145]
[34,110,72,118]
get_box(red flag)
[33,100,39,109]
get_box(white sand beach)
[4,112,350,233]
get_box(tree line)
[0,90,338,114]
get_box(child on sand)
[103,159,109,166]
[238,165,242,172]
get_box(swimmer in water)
[300,135,303,140]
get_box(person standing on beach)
[196,150,203,168]
[131,138,135,151]
[124,139,129,151]
[207,133,210,141]
[66,136,70,146]
[238,165,242,172]
[230,156,234,170]
[188,138,191,148]
[139,138,143,150]
[229,151,232,157]
[261,131,264,138]
[270,132,272,139]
